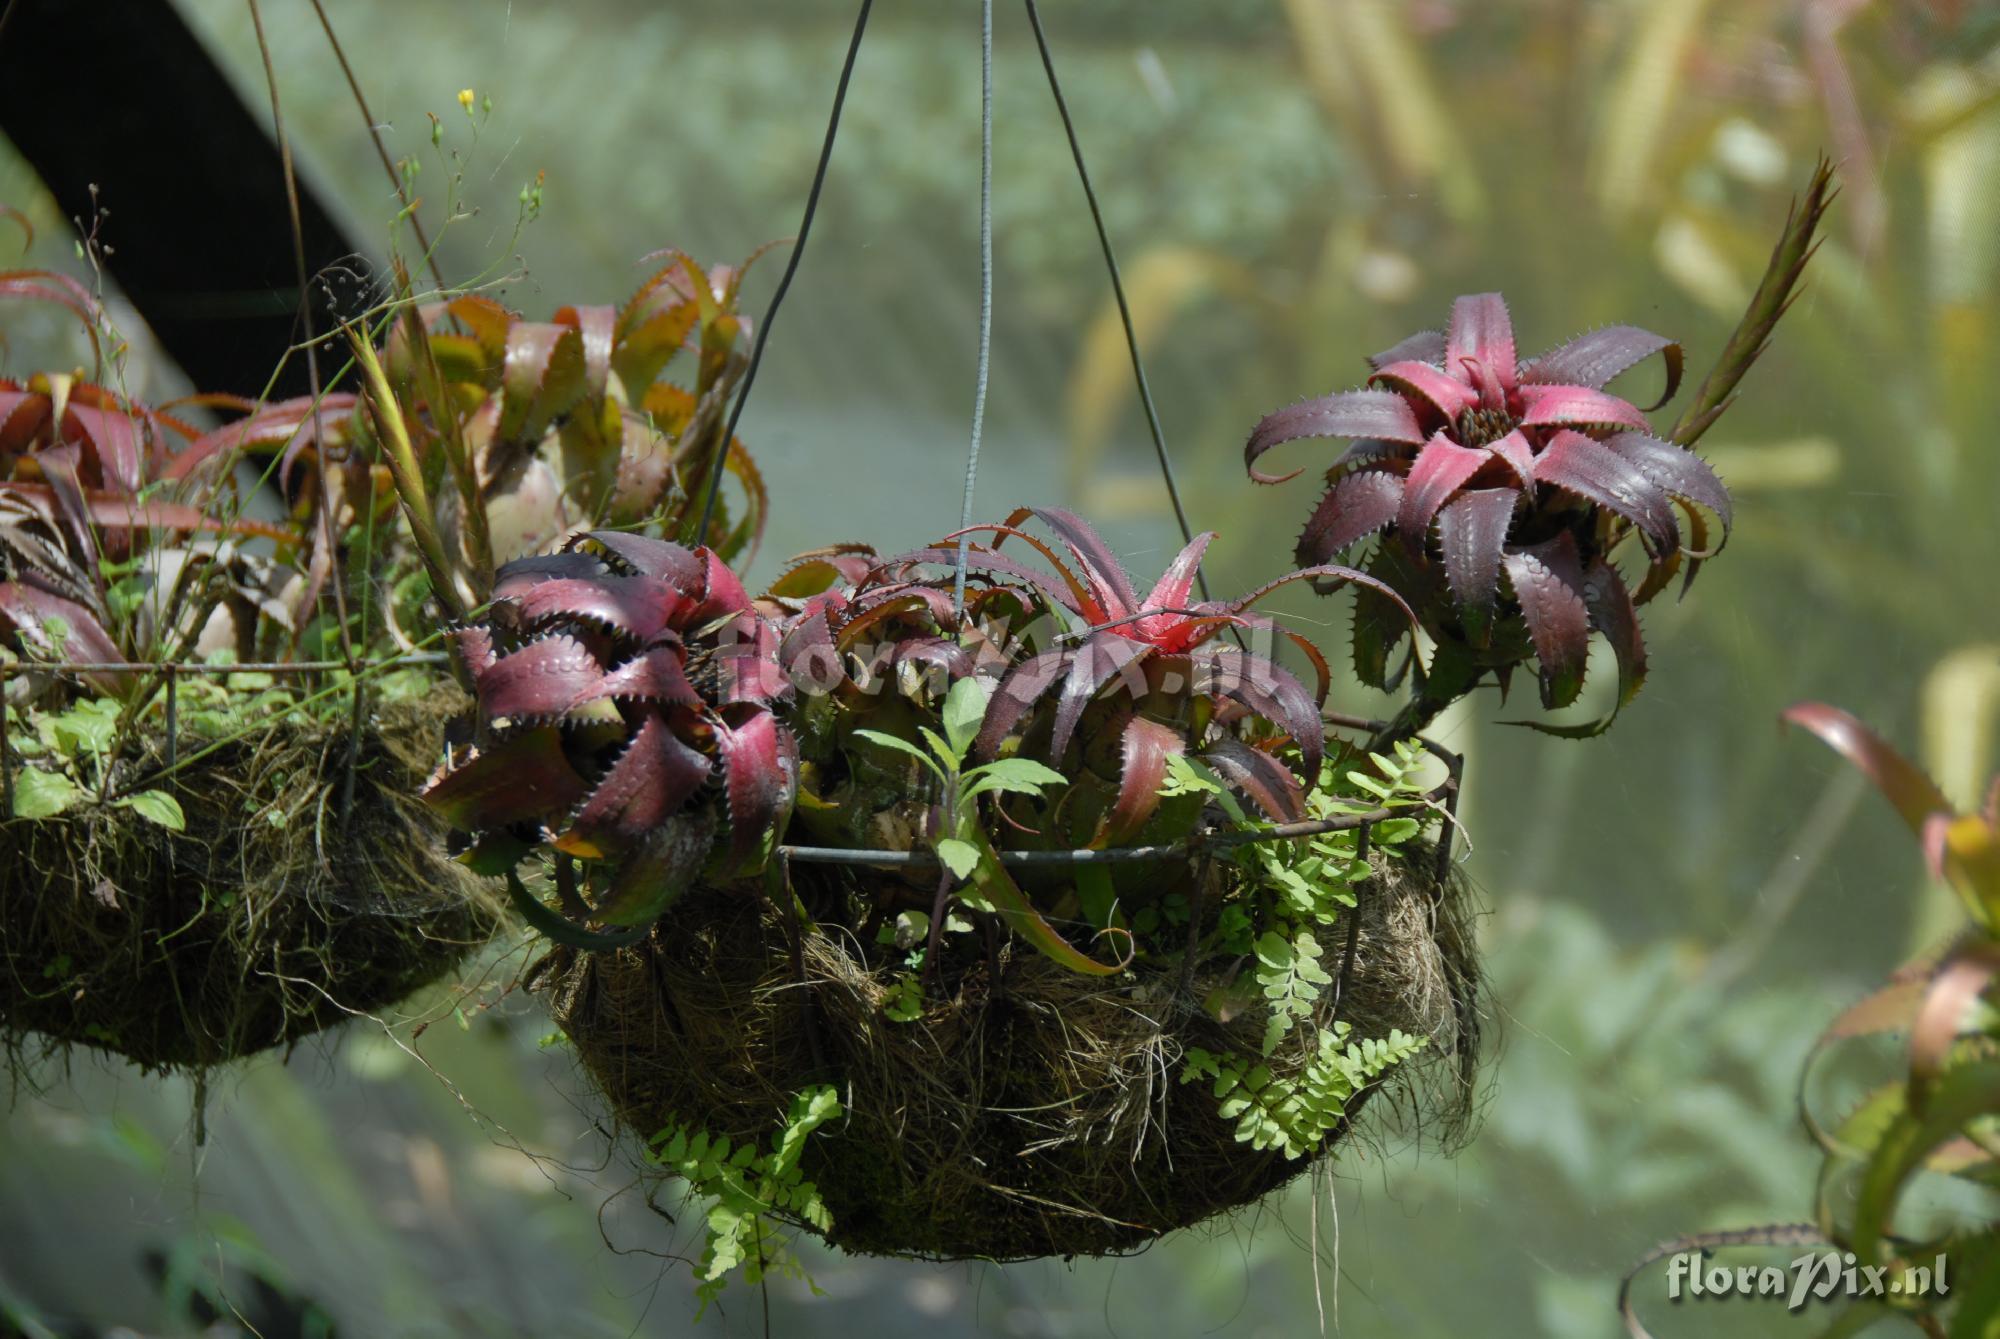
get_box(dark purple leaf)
[1522,560,1648,738]
[1019,506,1141,619]
[62,402,144,494]
[1397,434,1489,540]
[1368,329,1445,371]
[1500,534,1591,709]
[505,575,690,644]
[778,606,844,694]
[1295,470,1403,566]
[1534,429,1681,557]
[580,531,705,589]
[567,712,712,847]
[1245,390,1427,484]
[1192,647,1325,777]
[475,634,605,719]
[1098,716,1185,847]
[1434,488,1516,640]
[1521,325,1683,410]
[1603,431,1733,538]
[588,813,714,927]
[423,726,591,831]
[491,551,611,601]
[1051,634,1150,759]
[1201,735,1306,823]
[973,648,1070,760]
[598,646,699,704]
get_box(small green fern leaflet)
[647,1085,841,1317]
[1184,1025,1428,1159]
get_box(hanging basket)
[544,841,1481,1262]
[0,694,501,1073]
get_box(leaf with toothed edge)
[973,648,1072,760]
[1517,560,1648,738]
[1445,293,1518,392]
[567,713,713,847]
[474,635,606,719]
[1140,532,1216,624]
[1500,536,1592,710]
[715,708,794,864]
[1013,506,1142,621]
[490,551,611,601]
[1096,716,1185,847]
[589,812,717,928]
[1245,390,1427,483]
[1534,430,1681,557]
[1295,470,1403,566]
[1050,634,1150,760]
[505,575,692,645]
[1435,488,1516,644]
[1201,735,1306,823]
[579,531,705,589]
[1369,360,1479,421]
[1189,647,1325,777]
[1521,325,1682,410]
[498,321,588,446]
[1603,431,1732,539]
[1517,384,1650,432]
[1368,328,1445,371]
[598,646,700,704]
[1397,434,1489,541]
[422,727,591,830]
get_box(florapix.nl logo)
[1665,1248,1949,1314]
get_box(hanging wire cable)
[1021,0,1213,604]
[695,0,875,546]
[953,0,996,614]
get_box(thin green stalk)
[350,331,469,625]
[1669,157,1836,447]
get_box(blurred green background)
[4,1,2000,1334]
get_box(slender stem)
[350,333,467,624]
[694,0,875,547]
[304,0,446,292]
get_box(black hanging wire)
[693,0,876,545]
[1021,0,1212,603]
[952,0,997,614]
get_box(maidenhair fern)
[647,1085,841,1316]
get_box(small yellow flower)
[457,88,475,110]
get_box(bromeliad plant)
[420,530,795,949]
[1246,162,1831,738]
[1621,706,2000,1338]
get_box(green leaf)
[115,789,185,832]
[963,756,1069,800]
[849,729,947,782]
[935,838,980,880]
[942,676,989,759]
[10,766,79,819]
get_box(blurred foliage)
[0,0,1997,1334]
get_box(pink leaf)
[422,726,591,831]
[1098,716,1185,847]
[1397,434,1490,541]
[1369,359,1478,422]
[1051,634,1151,759]
[1446,293,1518,395]
[1367,328,1445,372]
[716,708,794,862]
[598,646,699,704]
[1603,431,1733,538]
[1140,531,1217,622]
[1517,384,1650,432]
[1780,704,1953,838]
[568,712,713,846]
